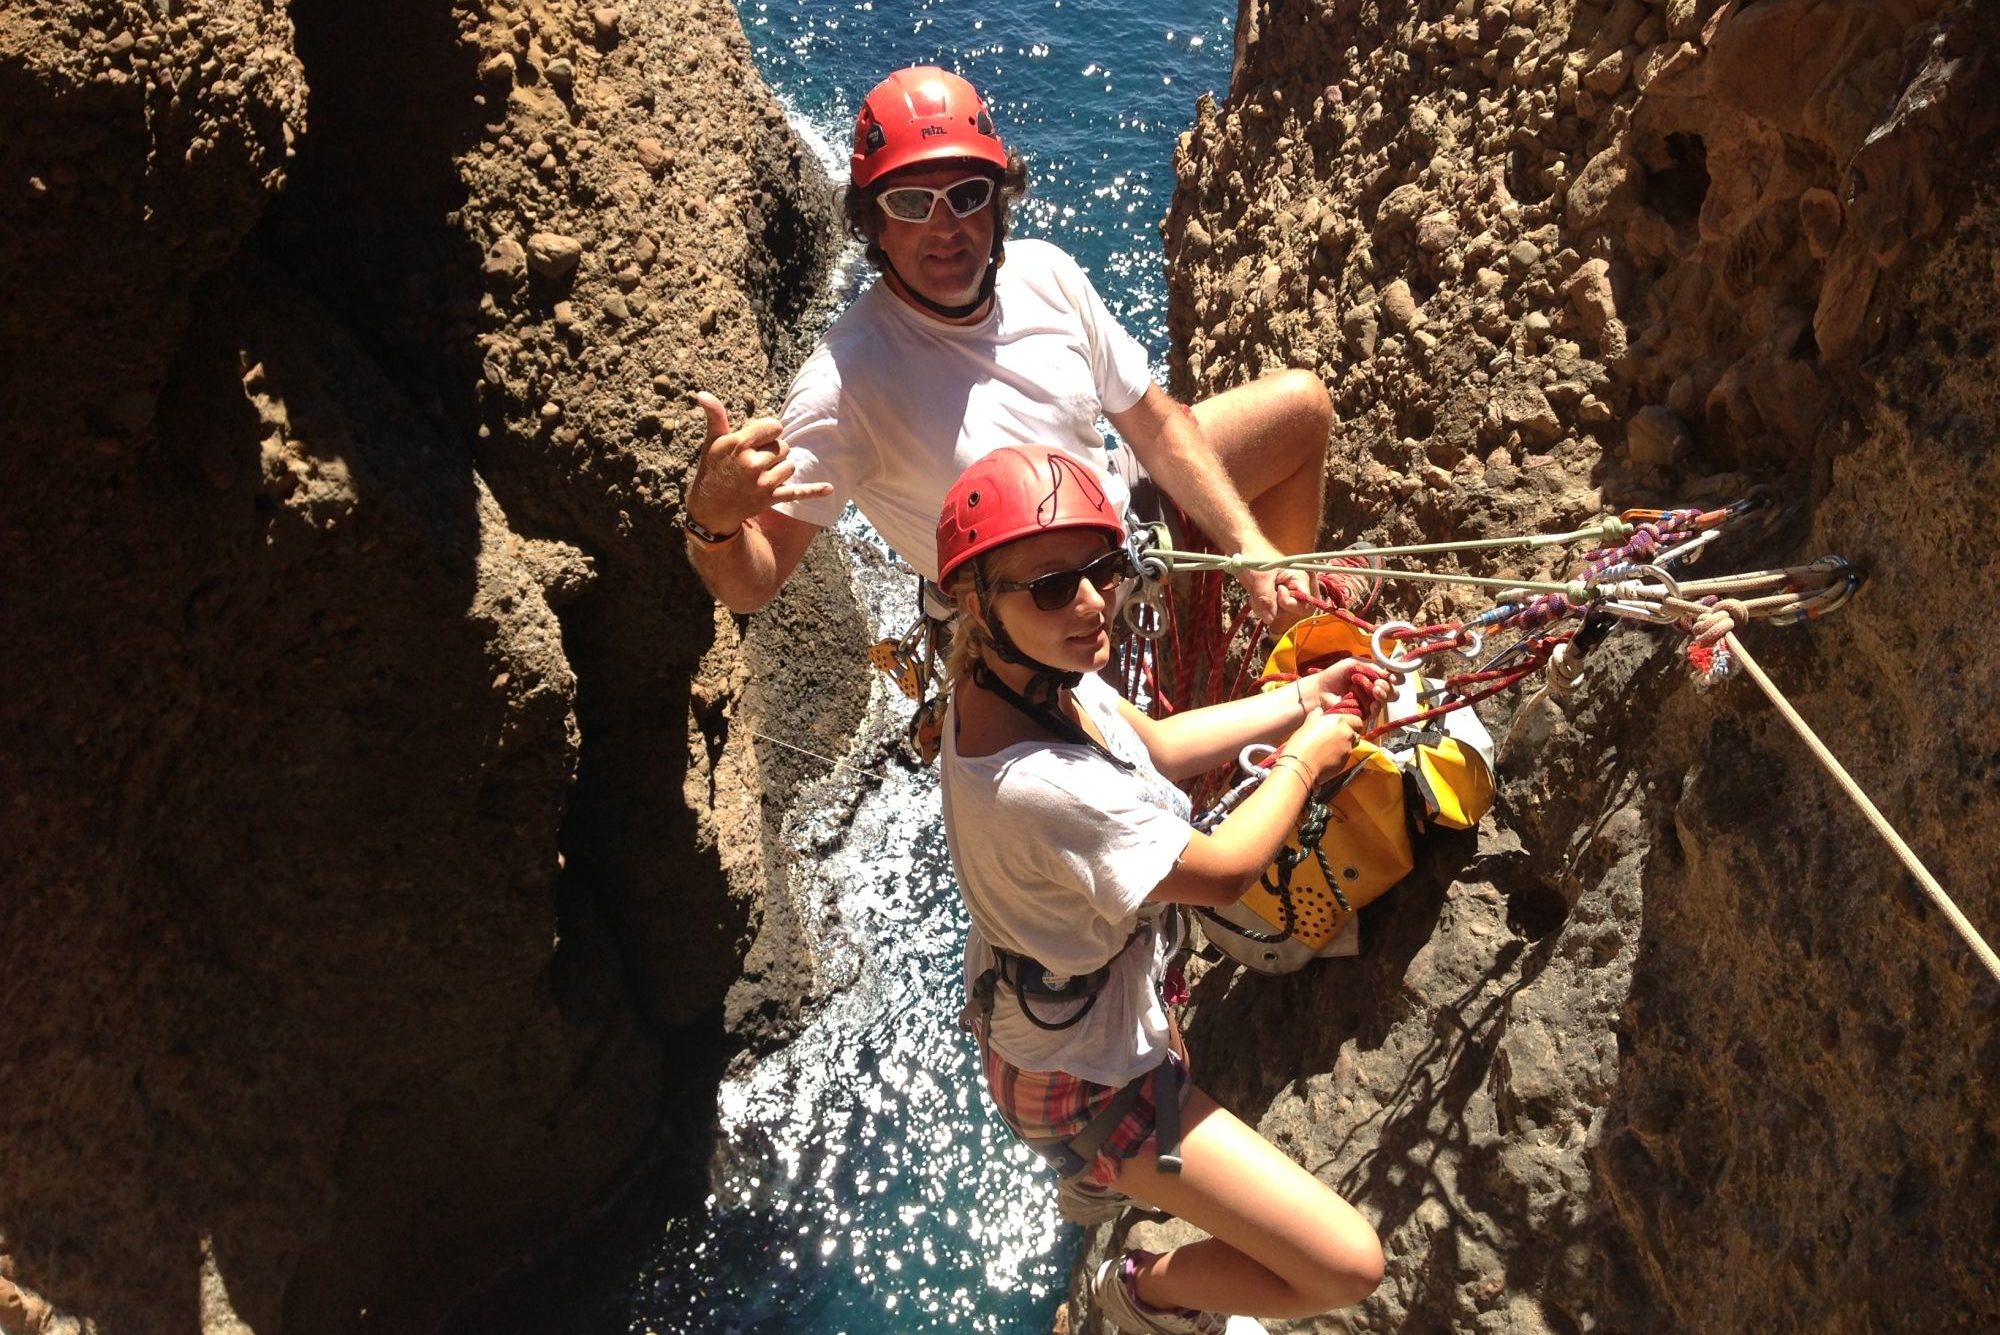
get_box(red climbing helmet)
[937,445,1126,586]
[851,65,1008,189]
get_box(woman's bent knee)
[1298,1218,1385,1310]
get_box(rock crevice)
[0,2,855,1330]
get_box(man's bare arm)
[1106,383,1293,623]
[682,392,831,614]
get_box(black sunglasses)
[991,548,1137,611]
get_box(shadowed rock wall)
[1073,1,1999,1330]
[0,1,855,1330]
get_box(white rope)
[748,729,894,783]
[1723,632,2000,988]
[1143,517,1630,571]
[1154,553,1590,599]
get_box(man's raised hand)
[687,392,833,535]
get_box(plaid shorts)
[983,1046,1178,1188]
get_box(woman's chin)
[1061,625,1112,668]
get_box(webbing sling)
[1027,1054,1183,1179]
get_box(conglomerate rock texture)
[0,1,857,1331]
[8,0,1999,1331]
[1074,1,2000,1332]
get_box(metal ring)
[1454,628,1485,659]
[1122,589,1168,641]
[1370,620,1424,672]
[1238,743,1277,778]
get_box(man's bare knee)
[1258,367,1331,436]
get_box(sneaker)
[1092,1252,1270,1334]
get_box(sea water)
[628,4,1233,1331]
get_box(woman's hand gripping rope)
[1300,658,1397,718]
[1192,665,1391,831]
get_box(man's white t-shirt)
[941,673,1194,1088]
[774,239,1156,581]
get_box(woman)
[935,445,1386,1334]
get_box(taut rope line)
[748,729,894,783]
[1724,631,2000,988]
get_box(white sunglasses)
[876,175,996,224]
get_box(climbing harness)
[959,906,1193,1177]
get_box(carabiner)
[1631,563,1685,600]
[1370,620,1424,672]
[1770,557,1862,625]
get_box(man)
[683,65,1339,627]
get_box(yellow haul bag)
[1201,613,1496,974]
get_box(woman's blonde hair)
[941,565,991,686]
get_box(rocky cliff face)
[1078,1,1998,1331]
[0,2,855,1331]
[9,0,1997,1330]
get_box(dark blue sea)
[629,4,1232,1332]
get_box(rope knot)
[1546,641,1586,696]
[1690,598,1749,646]
[1686,639,1738,689]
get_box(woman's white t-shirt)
[941,673,1193,1088]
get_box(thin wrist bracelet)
[1294,678,1308,718]
[1271,754,1316,789]
[682,511,743,545]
